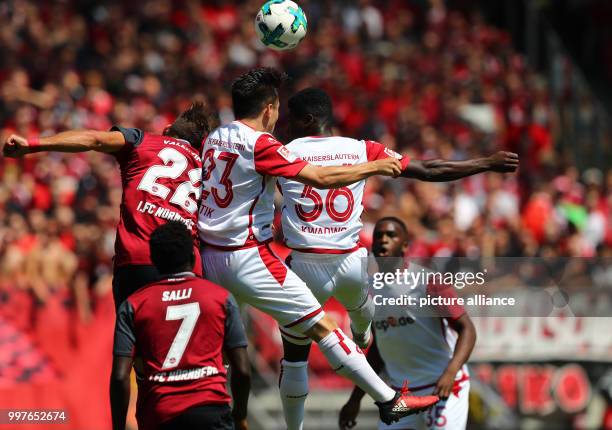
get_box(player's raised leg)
[202,244,439,425]
[304,315,439,424]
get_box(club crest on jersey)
[384,147,402,159]
[277,145,297,163]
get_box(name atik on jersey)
[199,203,215,218]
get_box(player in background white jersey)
[276,88,516,430]
[339,217,476,430]
[198,68,439,426]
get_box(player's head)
[164,101,215,150]
[150,221,194,274]
[287,87,333,140]
[372,217,409,260]
[231,67,287,132]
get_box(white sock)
[317,329,395,402]
[348,295,375,334]
[279,360,309,430]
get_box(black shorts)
[159,404,234,430]
[112,264,161,309]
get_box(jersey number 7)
[162,302,201,370]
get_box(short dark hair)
[288,87,333,127]
[375,217,408,235]
[166,102,215,150]
[150,221,194,274]
[232,68,287,119]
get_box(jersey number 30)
[162,302,200,370]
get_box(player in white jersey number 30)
[197,68,439,426]
[277,88,517,430]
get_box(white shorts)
[378,378,470,430]
[287,247,369,310]
[201,243,324,342]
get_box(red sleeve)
[254,134,308,178]
[426,282,466,321]
[364,140,410,170]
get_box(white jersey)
[278,136,409,252]
[372,263,468,388]
[198,121,307,248]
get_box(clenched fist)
[3,134,31,158]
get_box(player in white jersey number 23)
[197,68,440,427]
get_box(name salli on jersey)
[301,225,348,234]
[135,200,195,229]
[162,288,192,302]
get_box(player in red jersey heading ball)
[2,103,214,307]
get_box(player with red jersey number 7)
[111,222,250,430]
[2,103,215,308]
[197,67,438,427]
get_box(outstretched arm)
[401,151,519,182]
[252,134,401,189]
[3,130,126,157]
[296,158,402,189]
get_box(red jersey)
[113,274,247,430]
[111,127,203,270]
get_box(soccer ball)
[255,0,307,51]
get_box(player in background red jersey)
[2,103,214,307]
[111,221,250,430]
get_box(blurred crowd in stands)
[0,0,611,393]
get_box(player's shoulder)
[130,275,229,305]
[207,121,272,148]
[288,135,360,146]
[285,136,360,157]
